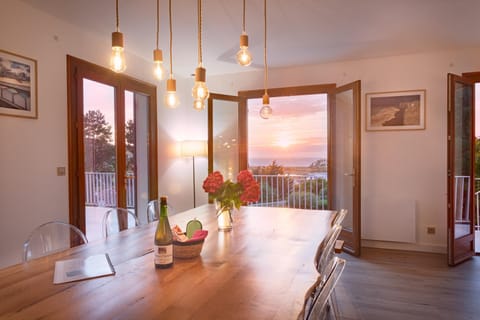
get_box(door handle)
[344,173,355,176]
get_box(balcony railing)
[83,172,479,231]
[84,172,328,210]
[85,172,135,208]
[251,174,328,210]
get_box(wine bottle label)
[154,244,173,265]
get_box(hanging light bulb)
[193,98,205,111]
[259,0,272,119]
[110,0,126,73]
[236,33,252,66]
[260,93,272,119]
[153,50,166,80]
[153,0,165,80]
[236,0,252,66]
[164,0,179,108]
[192,65,209,103]
[164,78,180,108]
[192,0,209,110]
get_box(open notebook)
[53,253,116,284]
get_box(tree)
[84,109,115,172]
[125,119,136,173]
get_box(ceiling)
[19,0,480,78]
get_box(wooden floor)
[334,248,480,320]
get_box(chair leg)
[326,289,340,320]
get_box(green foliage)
[125,119,136,172]
[251,160,284,175]
[294,178,328,198]
[84,110,115,172]
[288,191,327,209]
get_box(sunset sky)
[248,94,328,167]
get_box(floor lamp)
[181,140,207,208]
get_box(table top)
[0,205,334,319]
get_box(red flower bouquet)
[202,170,260,214]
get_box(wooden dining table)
[0,205,335,319]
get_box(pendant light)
[192,0,209,110]
[259,0,272,119]
[110,0,126,73]
[236,0,252,66]
[153,0,166,80]
[164,0,180,108]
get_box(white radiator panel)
[362,197,416,243]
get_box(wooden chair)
[102,208,139,237]
[23,221,88,261]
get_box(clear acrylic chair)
[331,209,348,226]
[304,256,346,320]
[314,224,342,278]
[102,208,139,237]
[23,221,88,262]
[146,199,176,223]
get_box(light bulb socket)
[112,31,124,48]
[153,49,163,62]
[240,34,249,47]
[194,67,206,82]
[262,93,270,105]
[166,78,176,91]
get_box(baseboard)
[361,239,447,254]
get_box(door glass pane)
[334,89,354,230]
[129,91,150,224]
[83,79,116,242]
[454,82,473,239]
[248,94,328,209]
[213,100,239,180]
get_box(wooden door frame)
[332,80,362,256]
[238,84,336,201]
[66,55,158,233]
[207,93,246,174]
[447,73,475,265]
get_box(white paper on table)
[53,253,115,284]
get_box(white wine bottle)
[154,196,173,268]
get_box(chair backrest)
[23,221,88,262]
[102,208,139,237]
[332,209,348,226]
[304,257,346,320]
[146,199,176,223]
[314,224,342,277]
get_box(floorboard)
[335,247,480,320]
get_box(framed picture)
[366,89,425,131]
[0,49,38,119]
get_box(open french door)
[67,56,158,240]
[447,73,475,266]
[208,93,246,177]
[330,80,362,256]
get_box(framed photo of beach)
[366,89,425,131]
[0,49,38,119]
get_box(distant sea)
[249,157,324,167]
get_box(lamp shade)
[181,140,207,157]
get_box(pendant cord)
[169,0,173,77]
[242,0,246,32]
[156,0,160,49]
[264,0,268,96]
[197,0,203,65]
[115,0,120,31]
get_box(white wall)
[208,48,480,253]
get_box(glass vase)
[215,201,233,232]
